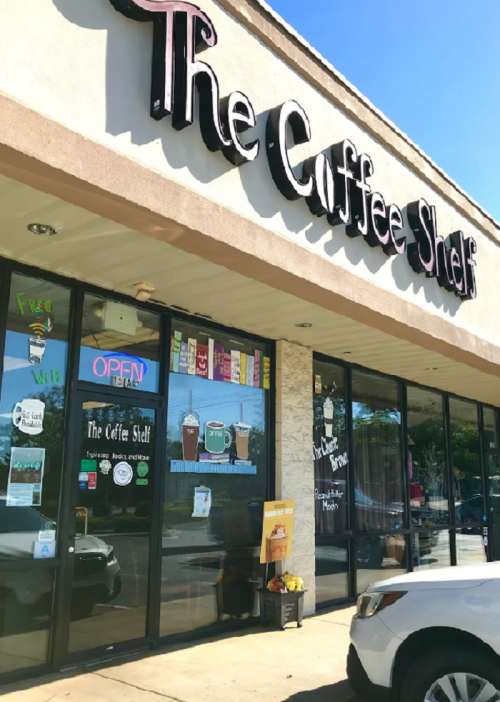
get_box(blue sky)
[267,0,500,221]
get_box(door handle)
[75,506,88,540]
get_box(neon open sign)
[92,353,148,383]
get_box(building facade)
[0,0,499,682]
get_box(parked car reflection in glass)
[0,494,121,625]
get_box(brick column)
[275,340,315,614]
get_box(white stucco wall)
[0,0,499,348]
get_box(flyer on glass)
[7,447,46,507]
[259,499,294,564]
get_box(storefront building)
[0,0,499,683]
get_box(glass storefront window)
[352,372,403,532]
[164,320,269,549]
[407,387,448,527]
[356,535,406,594]
[79,294,160,393]
[315,540,349,605]
[413,530,451,571]
[449,398,483,525]
[160,547,262,637]
[0,274,71,556]
[484,407,499,499]
[456,530,487,565]
[0,567,54,674]
[313,360,348,535]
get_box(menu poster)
[7,447,46,507]
[263,356,271,390]
[196,343,209,378]
[179,342,188,374]
[246,354,255,387]
[254,350,260,387]
[231,350,241,384]
[208,338,214,380]
[240,353,247,385]
[187,338,197,375]
[259,499,294,564]
[223,353,232,382]
[213,343,225,381]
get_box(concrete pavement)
[0,606,359,702]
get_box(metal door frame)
[51,387,164,668]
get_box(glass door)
[63,392,158,662]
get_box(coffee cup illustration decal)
[233,422,251,459]
[28,301,53,365]
[13,398,45,435]
[29,337,47,365]
[181,411,200,462]
[205,421,232,454]
[323,397,334,438]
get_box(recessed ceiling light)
[28,223,57,236]
[426,367,439,371]
[295,322,312,328]
[342,351,352,355]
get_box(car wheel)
[400,647,500,702]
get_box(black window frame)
[313,351,499,610]
[0,256,275,681]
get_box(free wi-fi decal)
[28,302,53,365]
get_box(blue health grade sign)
[34,541,56,559]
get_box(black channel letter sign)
[109,0,478,301]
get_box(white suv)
[348,563,500,702]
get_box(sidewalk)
[0,606,358,702]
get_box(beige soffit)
[0,95,498,387]
[0,171,499,405]
[220,0,500,243]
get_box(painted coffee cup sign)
[181,411,200,461]
[234,422,251,460]
[205,421,231,454]
[13,398,45,435]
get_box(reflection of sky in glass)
[0,331,68,425]
[167,373,266,441]
[79,345,159,393]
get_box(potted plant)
[258,572,306,630]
